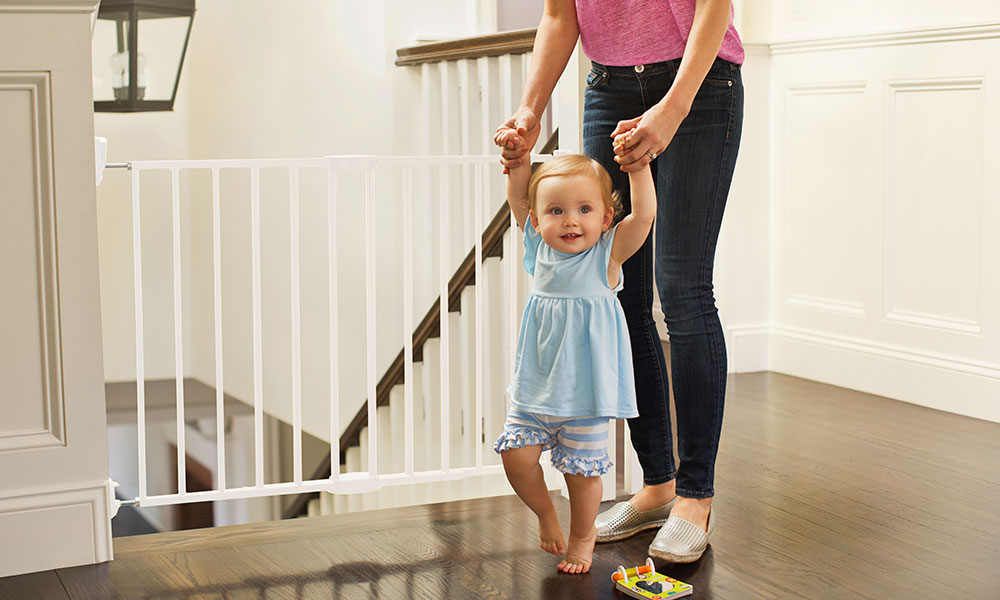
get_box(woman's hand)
[494,107,541,174]
[611,102,688,172]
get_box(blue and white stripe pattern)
[493,410,613,477]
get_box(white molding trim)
[727,324,771,373]
[0,478,113,576]
[782,82,867,321]
[727,324,1000,419]
[0,478,112,502]
[787,294,866,317]
[769,324,1000,381]
[0,71,65,453]
[883,309,980,335]
[771,22,1000,54]
[0,1,99,13]
[743,42,771,55]
[882,77,985,336]
[768,325,1000,423]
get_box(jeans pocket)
[693,75,734,109]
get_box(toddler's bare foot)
[538,510,566,555]
[557,527,596,574]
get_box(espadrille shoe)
[594,499,676,543]
[648,506,715,563]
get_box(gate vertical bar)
[403,166,415,475]
[171,168,186,495]
[327,167,340,478]
[439,164,450,472]
[474,163,483,468]
[365,166,378,477]
[131,166,148,500]
[251,167,264,487]
[500,53,518,413]
[212,167,226,490]
[290,167,303,484]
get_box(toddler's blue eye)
[552,208,563,215]
[580,206,591,214]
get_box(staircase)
[287,132,560,519]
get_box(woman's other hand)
[611,103,688,172]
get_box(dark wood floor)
[4,371,1000,599]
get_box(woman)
[494,0,743,563]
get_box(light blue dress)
[508,220,638,419]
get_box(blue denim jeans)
[583,57,743,498]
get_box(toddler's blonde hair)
[527,154,623,221]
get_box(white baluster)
[320,490,334,516]
[456,288,474,467]
[482,257,503,465]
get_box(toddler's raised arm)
[497,128,531,230]
[609,132,655,267]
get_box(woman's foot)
[538,509,566,555]
[670,496,711,531]
[557,527,597,574]
[628,480,677,512]
[648,502,716,563]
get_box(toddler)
[492,128,655,574]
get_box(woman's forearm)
[519,1,580,117]
[657,0,732,118]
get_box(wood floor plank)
[0,571,69,600]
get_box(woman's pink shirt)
[575,0,744,66]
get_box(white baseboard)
[768,326,1000,424]
[0,479,113,577]
[727,324,772,373]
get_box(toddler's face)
[530,174,612,254]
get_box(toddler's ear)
[602,207,614,230]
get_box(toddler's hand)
[494,127,521,151]
[495,127,525,174]
[612,129,636,156]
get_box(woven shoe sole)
[597,518,669,543]
[594,500,675,543]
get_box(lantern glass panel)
[136,12,192,102]
[92,13,132,102]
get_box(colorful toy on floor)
[612,557,693,599]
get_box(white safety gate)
[108,153,642,518]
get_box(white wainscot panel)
[885,79,984,333]
[784,83,867,316]
[0,72,65,452]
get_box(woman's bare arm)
[495,0,579,170]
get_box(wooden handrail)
[395,28,536,67]
[282,131,558,519]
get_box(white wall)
[727,2,1000,422]
[498,0,543,32]
[769,0,1000,40]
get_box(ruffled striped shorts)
[493,410,612,477]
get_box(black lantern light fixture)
[93,0,195,112]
